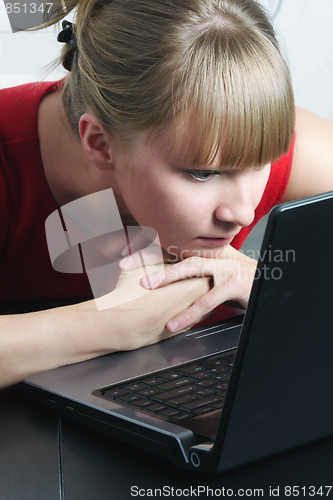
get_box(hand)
[121,246,257,333]
[91,264,211,351]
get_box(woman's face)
[111,128,271,260]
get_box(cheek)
[136,174,186,214]
[137,188,198,246]
[124,179,179,226]
[253,167,271,206]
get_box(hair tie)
[57,20,77,51]
[57,20,77,71]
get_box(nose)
[214,175,255,228]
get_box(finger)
[166,284,230,333]
[140,257,219,289]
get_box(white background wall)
[0,0,333,122]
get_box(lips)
[197,236,235,247]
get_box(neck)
[38,91,93,206]
[38,91,138,227]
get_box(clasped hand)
[120,244,257,333]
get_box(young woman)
[1,0,333,389]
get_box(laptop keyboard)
[99,352,235,424]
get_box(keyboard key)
[192,372,211,380]
[196,388,214,397]
[169,394,198,406]
[209,366,227,374]
[132,398,154,408]
[201,358,226,368]
[162,372,183,380]
[169,412,192,421]
[154,385,196,401]
[179,365,204,375]
[217,382,229,391]
[103,388,128,398]
[213,383,228,392]
[143,376,168,386]
[145,403,168,412]
[123,382,148,391]
[159,408,182,418]
[138,387,161,397]
[216,374,230,381]
[157,378,191,391]
[196,379,216,387]
[194,405,216,415]
[119,393,146,403]
[183,395,222,410]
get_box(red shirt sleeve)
[0,147,10,252]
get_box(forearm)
[0,300,118,389]
[0,274,210,389]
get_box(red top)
[0,81,295,311]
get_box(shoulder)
[0,80,63,144]
[282,107,333,201]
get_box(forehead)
[128,87,292,172]
[143,120,235,171]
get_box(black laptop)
[24,191,333,474]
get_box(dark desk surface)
[1,385,333,500]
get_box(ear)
[79,113,114,170]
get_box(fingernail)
[121,247,130,257]
[141,275,155,289]
[167,319,179,332]
[120,256,133,269]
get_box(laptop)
[24,191,333,474]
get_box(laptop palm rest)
[25,316,243,404]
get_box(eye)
[186,170,215,182]
[252,163,271,171]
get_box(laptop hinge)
[188,442,214,470]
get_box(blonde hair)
[44,0,295,169]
